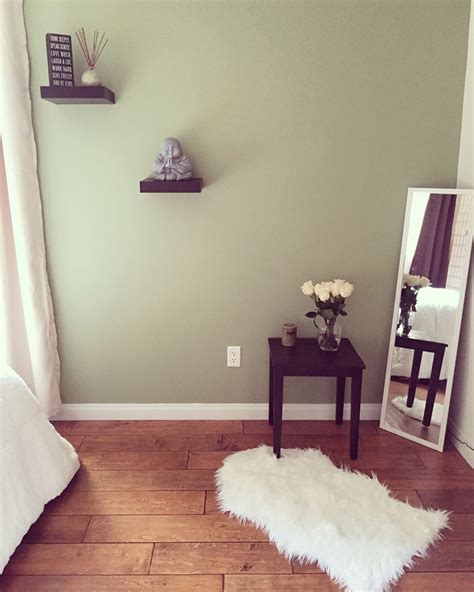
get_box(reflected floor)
[384,379,444,445]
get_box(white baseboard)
[53,403,382,421]
[448,419,474,468]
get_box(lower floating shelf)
[40,86,115,104]
[139,178,203,193]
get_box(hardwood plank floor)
[417,489,474,513]
[409,541,474,572]
[292,561,324,574]
[443,515,474,541]
[0,575,223,591]
[21,516,91,544]
[3,544,153,575]
[84,515,267,543]
[330,450,425,470]
[78,451,188,470]
[50,421,77,435]
[71,420,243,435]
[45,490,205,515]
[205,490,222,514]
[62,434,84,449]
[150,542,292,574]
[188,450,233,469]
[69,468,216,491]
[389,490,423,507]
[80,433,223,452]
[242,419,378,435]
[1,419,472,592]
[220,433,352,453]
[372,469,474,490]
[393,573,474,591]
[225,574,340,590]
[416,449,470,470]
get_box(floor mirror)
[380,187,473,451]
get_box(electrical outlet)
[227,346,241,367]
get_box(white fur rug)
[391,395,443,427]
[216,446,448,592]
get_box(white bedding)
[391,287,459,380]
[0,367,79,573]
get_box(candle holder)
[281,323,297,347]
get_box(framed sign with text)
[46,33,74,87]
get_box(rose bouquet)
[398,273,430,336]
[301,279,354,351]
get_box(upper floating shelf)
[139,178,203,194]
[40,86,115,104]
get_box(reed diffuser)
[75,28,108,86]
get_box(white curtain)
[0,0,61,416]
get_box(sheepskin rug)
[391,395,443,427]
[216,446,448,592]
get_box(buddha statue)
[151,138,193,181]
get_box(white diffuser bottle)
[76,28,108,87]
[81,67,102,86]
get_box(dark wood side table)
[394,334,447,427]
[268,337,366,460]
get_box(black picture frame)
[46,33,74,87]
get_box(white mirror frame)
[379,187,474,451]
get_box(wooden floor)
[1,420,473,591]
[385,391,441,444]
[385,385,442,445]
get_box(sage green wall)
[25,0,469,405]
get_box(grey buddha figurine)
[151,138,193,181]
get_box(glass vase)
[398,308,414,336]
[317,319,342,352]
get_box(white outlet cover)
[227,346,241,367]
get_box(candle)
[281,323,297,347]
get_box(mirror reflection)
[381,189,473,449]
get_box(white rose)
[313,282,322,297]
[403,274,431,289]
[331,279,346,297]
[318,288,331,302]
[340,281,354,298]
[404,274,421,287]
[301,281,314,296]
[419,276,430,288]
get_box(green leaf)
[305,311,317,318]
[320,309,334,320]
[339,310,348,316]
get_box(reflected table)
[395,334,447,427]
[268,337,366,460]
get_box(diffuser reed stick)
[75,28,108,68]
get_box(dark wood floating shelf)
[40,85,115,104]
[140,178,203,193]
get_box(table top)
[395,334,447,352]
[268,337,365,375]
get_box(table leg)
[272,369,284,459]
[268,358,274,426]
[336,377,345,425]
[423,349,445,427]
[350,371,362,460]
[407,350,422,407]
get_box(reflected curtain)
[410,193,457,288]
[0,0,61,416]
